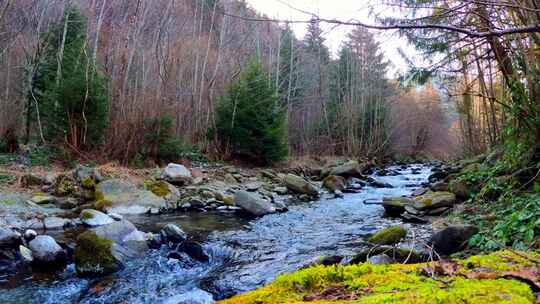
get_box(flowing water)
[0,165,431,304]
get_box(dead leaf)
[302,285,371,301]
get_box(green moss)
[219,250,538,304]
[74,231,118,276]
[367,225,407,245]
[80,210,95,220]
[55,175,78,196]
[145,180,170,197]
[94,199,112,211]
[81,176,96,189]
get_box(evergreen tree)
[216,60,288,164]
[32,6,109,149]
[330,27,392,156]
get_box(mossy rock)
[74,231,120,277]
[144,180,171,197]
[350,246,427,265]
[81,176,96,189]
[55,174,79,196]
[322,175,347,192]
[219,250,540,304]
[367,225,407,245]
[94,199,113,211]
[412,191,456,210]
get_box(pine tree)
[32,6,109,149]
[330,27,392,156]
[216,60,288,164]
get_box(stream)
[0,164,432,304]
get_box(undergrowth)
[452,143,540,252]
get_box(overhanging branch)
[218,10,540,38]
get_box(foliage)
[142,115,206,164]
[468,194,540,251]
[219,250,539,304]
[216,60,288,164]
[32,6,109,149]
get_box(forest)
[0,0,539,303]
[0,0,459,163]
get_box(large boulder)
[234,191,276,217]
[92,220,148,253]
[412,191,456,211]
[74,220,149,277]
[367,225,407,245]
[327,160,367,178]
[282,174,319,197]
[161,163,192,185]
[0,192,48,229]
[95,179,167,215]
[145,180,181,209]
[0,227,21,249]
[74,230,122,277]
[322,175,346,192]
[28,235,66,268]
[80,209,115,227]
[430,225,478,255]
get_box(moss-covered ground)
[219,250,540,304]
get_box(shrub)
[215,60,288,165]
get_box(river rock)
[381,197,414,216]
[367,254,392,265]
[19,245,33,263]
[350,247,427,264]
[28,235,66,267]
[74,165,103,188]
[74,230,122,277]
[43,216,72,230]
[326,160,367,178]
[21,173,47,187]
[80,209,115,227]
[161,163,192,185]
[430,225,478,255]
[449,180,472,200]
[95,179,167,215]
[245,182,261,192]
[161,224,187,244]
[368,225,407,245]
[430,181,449,192]
[92,220,148,253]
[30,194,58,205]
[322,175,346,192]
[163,288,214,304]
[24,229,37,241]
[179,240,209,262]
[273,186,288,195]
[283,174,319,197]
[234,191,276,217]
[0,227,21,248]
[0,192,48,229]
[412,191,456,211]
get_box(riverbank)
[1,149,537,303]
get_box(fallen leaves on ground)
[418,260,540,292]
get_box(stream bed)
[0,165,432,304]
